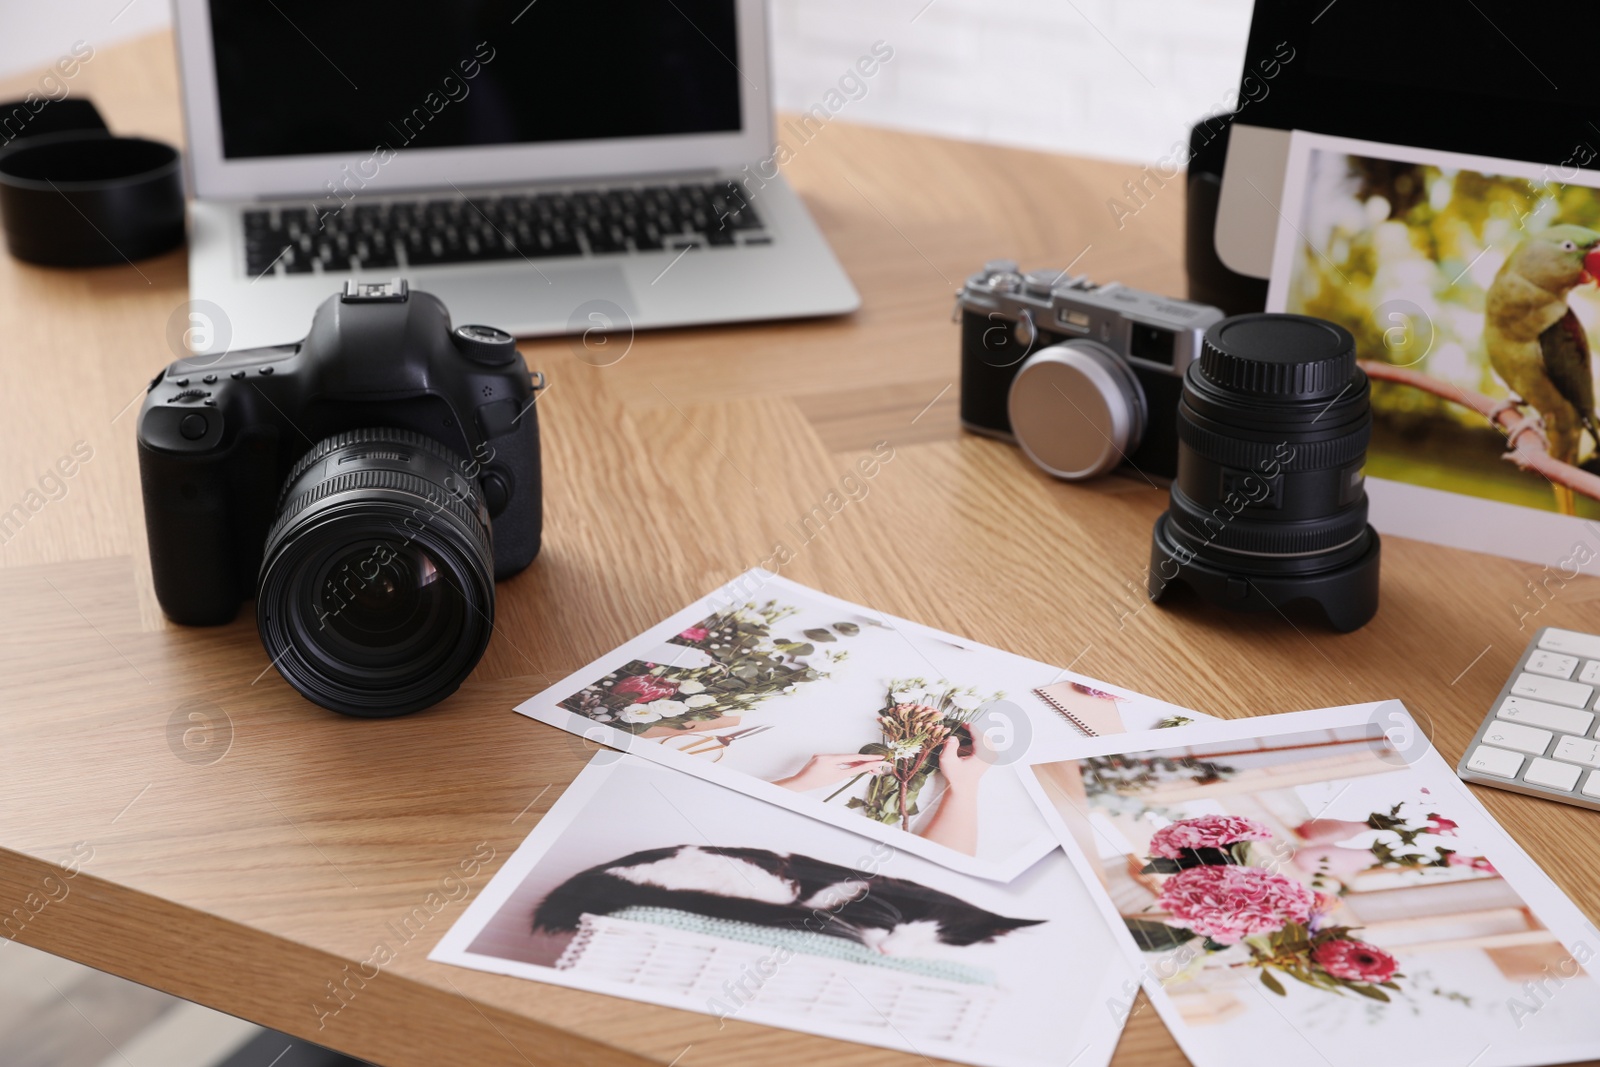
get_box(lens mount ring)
[1007,341,1146,481]
[257,429,495,717]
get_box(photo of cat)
[430,755,1135,1067]
[530,845,1043,955]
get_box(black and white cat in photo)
[533,845,1042,957]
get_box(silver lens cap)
[1007,342,1146,480]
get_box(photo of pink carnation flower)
[1312,938,1399,983]
[1156,864,1315,945]
[678,626,710,642]
[1148,815,1274,859]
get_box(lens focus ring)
[1174,410,1370,472]
[265,466,491,569]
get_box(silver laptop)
[173,0,858,352]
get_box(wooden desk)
[3,30,1597,1067]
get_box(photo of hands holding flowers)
[556,597,1011,856]
[526,574,1197,876]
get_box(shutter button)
[179,413,208,441]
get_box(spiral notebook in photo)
[1031,682,1130,737]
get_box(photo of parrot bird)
[1483,224,1600,515]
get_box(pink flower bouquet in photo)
[1146,814,1273,864]
[1155,865,1314,945]
[1123,814,1407,1002]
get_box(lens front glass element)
[310,541,466,669]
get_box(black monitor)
[1237,0,1597,171]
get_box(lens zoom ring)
[1169,487,1367,556]
[278,427,477,510]
[266,467,491,565]
[1176,417,1370,472]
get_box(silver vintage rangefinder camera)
[957,260,1223,480]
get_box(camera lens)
[257,428,495,716]
[1008,341,1146,480]
[1149,313,1381,632]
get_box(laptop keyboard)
[242,179,769,278]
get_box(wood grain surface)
[2,29,1598,1067]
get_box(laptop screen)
[208,0,743,160]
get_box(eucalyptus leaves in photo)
[558,601,860,733]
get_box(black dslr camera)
[137,281,543,716]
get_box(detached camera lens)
[1149,313,1381,632]
[258,428,495,716]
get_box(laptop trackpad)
[426,263,638,334]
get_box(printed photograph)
[518,570,1205,880]
[1268,133,1600,521]
[429,755,1131,1067]
[1025,705,1600,1067]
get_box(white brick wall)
[769,0,1254,163]
[1,0,1254,166]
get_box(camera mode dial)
[452,324,518,366]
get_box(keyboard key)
[1539,628,1600,659]
[1524,757,1582,791]
[1510,672,1594,709]
[1497,696,1594,736]
[1480,720,1552,755]
[1584,770,1600,799]
[1466,745,1524,779]
[1553,735,1600,767]
[1580,661,1600,685]
[1526,650,1578,678]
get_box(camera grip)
[137,443,243,625]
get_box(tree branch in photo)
[1358,360,1600,504]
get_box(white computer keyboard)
[1457,627,1600,810]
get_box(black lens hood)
[0,130,184,266]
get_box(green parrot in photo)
[1483,224,1600,515]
